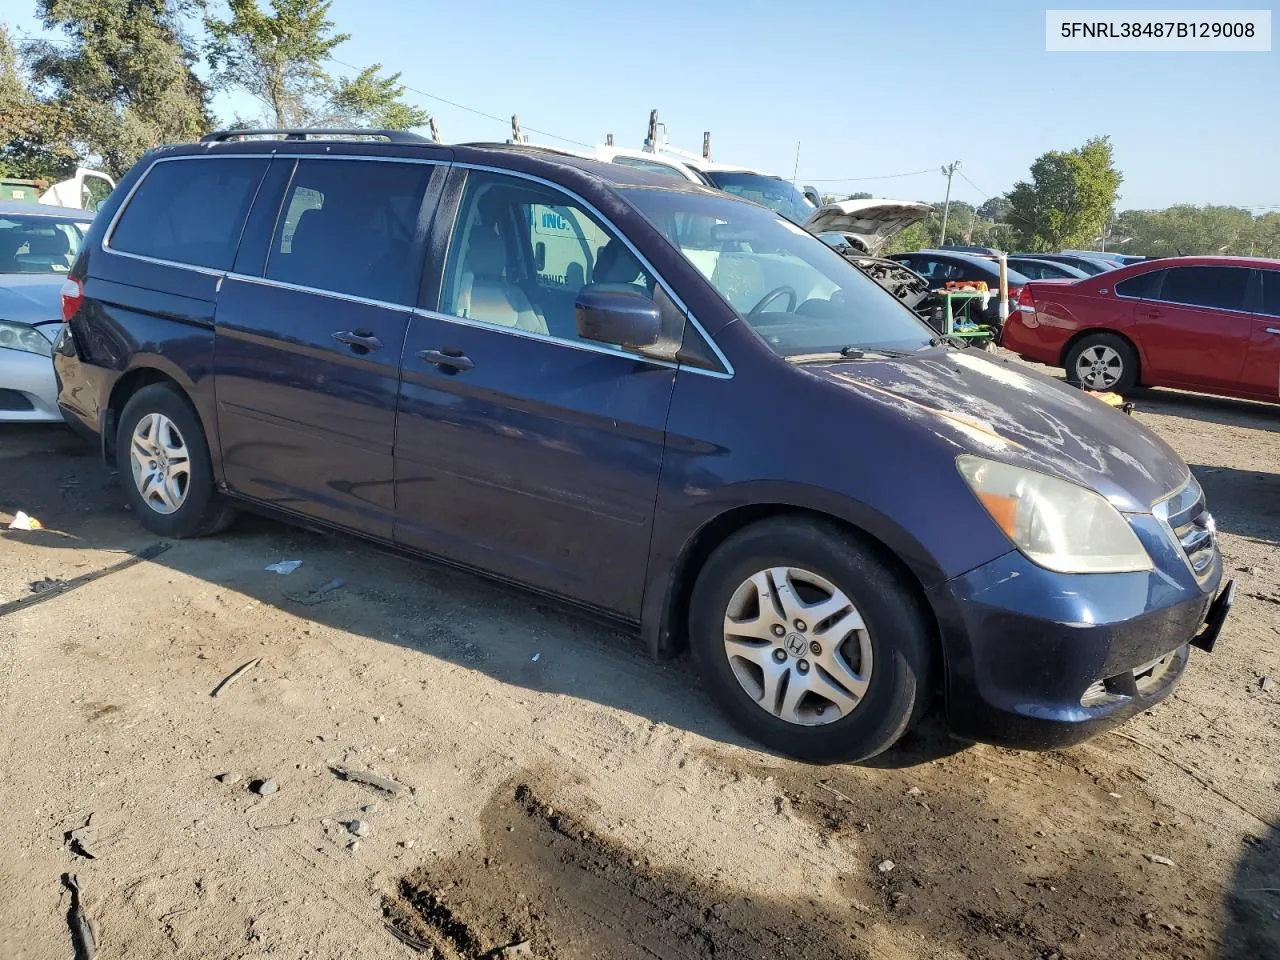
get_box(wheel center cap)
[784,632,806,657]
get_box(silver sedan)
[0,200,94,422]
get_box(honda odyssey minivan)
[54,129,1233,763]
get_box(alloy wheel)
[722,566,873,726]
[1076,344,1123,389]
[129,412,191,515]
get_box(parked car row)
[42,128,1231,765]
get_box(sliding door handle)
[333,330,383,352]
[417,348,474,373]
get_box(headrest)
[464,229,507,276]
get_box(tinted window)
[110,158,267,270]
[1115,269,1166,299]
[1159,266,1249,311]
[1261,270,1280,317]
[265,159,432,305]
[0,215,89,274]
[624,188,932,358]
[440,170,655,344]
[701,171,815,225]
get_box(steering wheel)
[747,285,797,318]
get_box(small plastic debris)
[284,578,344,605]
[877,859,896,873]
[1145,853,1175,867]
[29,577,65,595]
[531,653,541,662]
[265,560,302,575]
[8,511,42,531]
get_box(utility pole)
[702,131,712,161]
[792,141,801,184]
[939,160,961,245]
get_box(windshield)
[622,188,934,358]
[0,214,89,274]
[702,171,815,225]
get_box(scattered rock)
[1144,853,1175,867]
[346,839,360,852]
[400,839,416,849]
[1108,792,1122,799]
[890,891,907,909]
[29,577,65,595]
[905,786,922,797]
[1261,677,1276,694]
[347,820,370,837]
[362,803,380,814]
[250,778,278,796]
[215,772,241,785]
[489,941,532,959]
[753,823,764,833]
[374,715,387,724]
[877,859,895,874]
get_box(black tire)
[689,517,933,764]
[116,383,236,538]
[1063,332,1138,392]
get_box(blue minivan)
[54,130,1232,763]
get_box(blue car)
[53,129,1231,763]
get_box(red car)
[1002,256,1280,402]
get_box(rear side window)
[1115,269,1165,299]
[1159,266,1250,311]
[109,158,268,270]
[611,157,689,181]
[1260,270,1280,317]
[265,159,433,305]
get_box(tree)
[1005,136,1122,251]
[26,0,212,176]
[1115,205,1260,257]
[205,0,427,130]
[329,64,429,129]
[0,24,76,179]
[977,196,1012,222]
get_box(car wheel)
[1064,333,1138,392]
[689,517,933,764]
[116,383,236,538]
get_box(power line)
[957,169,992,199]
[800,168,936,183]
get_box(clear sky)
[6,0,1278,211]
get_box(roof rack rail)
[199,128,430,144]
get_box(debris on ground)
[61,873,96,960]
[488,940,533,958]
[348,820,371,837]
[1145,853,1176,867]
[1261,676,1276,693]
[215,772,242,784]
[329,764,408,797]
[64,815,98,860]
[284,577,344,605]
[531,653,540,662]
[877,859,896,873]
[8,511,43,531]
[250,778,279,796]
[210,657,262,698]
[264,560,302,575]
[29,577,65,594]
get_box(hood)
[804,199,933,256]
[812,349,1187,513]
[0,274,66,331]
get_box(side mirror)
[534,241,546,272]
[575,284,661,349]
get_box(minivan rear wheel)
[117,384,236,538]
[689,517,932,764]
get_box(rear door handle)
[1266,327,1280,336]
[332,330,383,352]
[417,348,474,373]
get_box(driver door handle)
[417,348,474,373]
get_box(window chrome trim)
[225,272,415,312]
[451,161,734,379]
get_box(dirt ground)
[1,367,1277,960]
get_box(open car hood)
[804,199,933,255]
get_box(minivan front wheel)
[689,518,932,764]
[117,384,236,538]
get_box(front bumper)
[0,348,62,422]
[928,521,1227,750]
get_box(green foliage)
[27,0,212,176]
[0,24,76,179]
[1006,136,1122,252]
[977,196,1012,222]
[329,64,429,129]
[1114,205,1279,258]
[205,0,347,127]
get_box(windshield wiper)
[926,335,971,350]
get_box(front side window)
[1261,270,1280,317]
[265,159,433,305]
[440,171,655,344]
[0,216,88,274]
[623,187,933,358]
[110,158,268,270]
[1158,266,1250,311]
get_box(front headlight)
[0,321,53,358]
[957,455,1153,574]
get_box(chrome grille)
[1156,476,1217,582]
